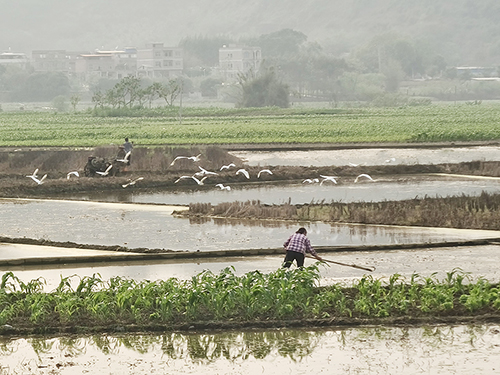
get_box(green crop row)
[0,268,498,331]
[1,104,500,146]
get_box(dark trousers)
[283,250,305,268]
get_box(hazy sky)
[1,0,497,66]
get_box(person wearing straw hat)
[282,227,322,268]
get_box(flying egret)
[116,151,131,163]
[257,169,273,178]
[354,174,374,183]
[96,164,113,176]
[215,183,231,191]
[320,175,338,185]
[26,168,39,178]
[194,166,218,177]
[191,176,208,185]
[174,175,193,183]
[169,153,201,166]
[122,177,144,188]
[28,174,47,185]
[220,163,236,171]
[66,171,79,179]
[236,169,250,179]
[303,178,320,184]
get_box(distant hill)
[2,0,500,65]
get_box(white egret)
[26,168,39,178]
[66,171,79,179]
[194,166,218,176]
[28,174,47,185]
[191,176,208,185]
[174,175,193,183]
[354,174,374,183]
[215,183,231,191]
[220,163,236,171]
[96,164,113,176]
[303,178,320,184]
[169,153,201,166]
[320,175,338,185]
[257,169,273,178]
[236,169,250,179]
[122,177,144,188]
[116,151,131,163]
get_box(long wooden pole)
[306,255,375,272]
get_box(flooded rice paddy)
[1,324,500,374]
[231,145,500,167]
[2,198,499,251]
[3,147,500,374]
[61,175,500,205]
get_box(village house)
[136,43,183,78]
[218,44,261,82]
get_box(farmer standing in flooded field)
[283,227,323,268]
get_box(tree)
[249,29,308,58]
[157,79,183,106]
[237,68,289,108]
[18,72,70,102]
[200,78,222,97]
[52,95,68,112]
[91,91,105,109]
[179,35,234,68]
[70,95,80,112]
[113,75,142,108]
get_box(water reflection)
[1,325,500,374]
[2,199,498,251]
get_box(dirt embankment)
[2,144,500,198]
[2,313,500,337]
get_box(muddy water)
[4,245,500,291]
[2,198,498,251]
[64,176,500,205]
[1,324,499,374]
[231,145,500,167]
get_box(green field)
[1,104,500,147]
[1,267,498,333]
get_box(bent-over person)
[283,227,322,268]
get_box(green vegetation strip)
[2,104,500,146]
[1,268,500,335]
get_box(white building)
[136,43,183,78]
[219,45,262,82]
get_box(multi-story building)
[136,42,183,78]
[5,43,184,82]
[0,52,29,68]
[32,50,70,72]
[74,48,139,81]
[219,45,261,82]
[75,52,115,79]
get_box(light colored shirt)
[283,233,318,256]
